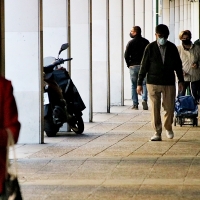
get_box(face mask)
[129,32,135,38]
[157,37,167,46]
[182,39,191,45]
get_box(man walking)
[137,24,184,141]
[124,26,149,110]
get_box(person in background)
[124,26,150,110]
[177,30,200,103]
[0,76,21,196]
[137,24,184,141]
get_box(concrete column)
[144,0,154,42]
[183,0,189,29]
[191,1,199,42]
[5,0,43,143]
[135,0,145,31]
[0,0,5,76]
[92,0,108,112]
[70,0,91,121]
[129,0,145,104]
[179,0,184,32]
[175,0,181,45]
[152,0,157,34]
[169,0,175,43]
[187,2,191,31]
[123,0,134,100]
[109,0,123,105]
[162,0,170,26]
[158,0,163,24]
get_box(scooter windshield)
[44,56,61,68]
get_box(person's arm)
[174,47,184,83]
[137,45,149,95]
[174,46,185,92]
[138,46,149,86]
[0,80,20,147]
[124,41,131,67]
[196,45,200,68]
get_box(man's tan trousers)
[147,84,176,135]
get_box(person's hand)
[191,63,198,69]
[178,82,184,93]
[137,85,143,95]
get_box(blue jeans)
[129,66,148,105]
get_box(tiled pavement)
[12,100,200,200]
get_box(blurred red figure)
[0,76,21,194]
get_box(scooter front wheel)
[44,118,60,137]
[69,116,84,134]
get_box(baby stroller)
[174,95,198,127]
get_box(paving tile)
[14,100,200,199]
[135,185,183,200]
[181,185,200,199]
[88,185,139,200]
[147,157,193,179]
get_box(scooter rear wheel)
[69,116,84,134]
[44,118,60,137]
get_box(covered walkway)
[1,0,199,143]
[13,100,200,199]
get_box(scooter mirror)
[58,43,69,57]
[61,43,69,50]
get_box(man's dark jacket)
[124,35,149,67]
[137,41,184,86]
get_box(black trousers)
[179,80,200,103]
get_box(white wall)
[43,0,70,132]
[5,0,42,143]
[43,0,68,63]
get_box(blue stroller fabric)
[175,95,198,116]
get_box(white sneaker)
[150,135,162,141]
[166,130,174,139]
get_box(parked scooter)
[43,43,86,137]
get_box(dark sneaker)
[132,105,138,110]
[142,101,148,110]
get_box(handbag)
[0,132,23,200]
